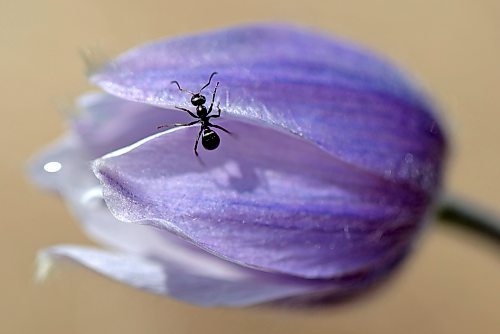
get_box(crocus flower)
[30,24,447,307]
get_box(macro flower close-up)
[29,24,448,306]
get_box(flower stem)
[437,195,500,242]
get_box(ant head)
[191,94,206,106]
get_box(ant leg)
[194,127,204,156]
[209,124,231,135]
[174,106,198,119]
[157,120,199,130]
[209,102,221,119]
[175,120,200,127]
[207,82,220,115]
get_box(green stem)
[437,195,500,242]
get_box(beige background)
[1,0,499,333]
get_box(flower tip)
[35,251,56,284]
[80,46,112,79]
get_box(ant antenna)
[198,72,218,93]
[171,80,195,95]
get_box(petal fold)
[93,120,428,279]
[72,92,192,158]
[30,134,336,306]
[91,24,447,192]
[39,245,337,306]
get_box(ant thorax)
[196,105,208,118]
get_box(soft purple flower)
[30,24,447,306]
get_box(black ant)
[157,72,230,156]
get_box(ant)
[157,72,230,156]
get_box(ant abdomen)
[202,129,220,150]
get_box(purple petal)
[71,92,192,158]
[28,91,194,197]
[27,92,188,191]
[91,24,446,192]
[27,135,79,192]
[39,245,339,306]
[38,246,168,293]
[38,244,325,307]
[94,120,429,279]
[90,24,447,280]
[30,132,336,306]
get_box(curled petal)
[72,92,192,158]
[27,135,79,192]
[30,126,337,306]
[91,24,446,192]
[27,92,187,191]
[39,245,342,307]
[91,24,446,280]
[94,120,429,279]
[38,246,168,294]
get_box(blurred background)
[1,0,499,333]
